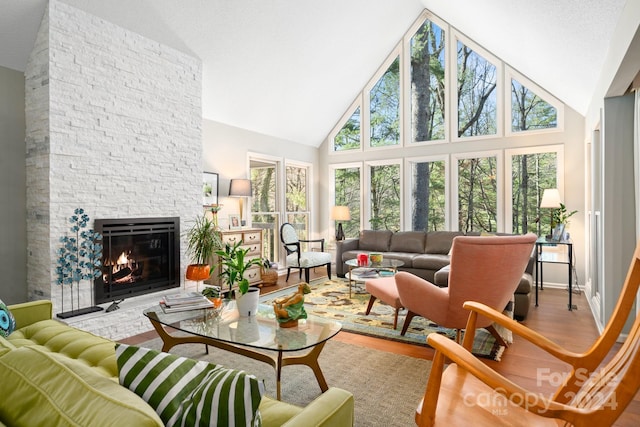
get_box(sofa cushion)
[0,299,16,338]
[116,343,264,427]
[0,336,15,356]
[8,318,118,378]
[0,345,163,427]
[425,231,463,254]
[359,230,392,252]
[412,254,451,271]
[389,231,426,253]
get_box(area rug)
[138,336,432,427]
[262,278,511,361]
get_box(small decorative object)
[0,298,16,338]
[56,208,104,319]
[369,253,383,264]
[208,204,223,227]
[273,283,311,327]
[229,214,241,230]
[551,224,565,242]
[185,215,223,288]
[203,172,219,206]
[357,253,369,266]
[216,240,263,316]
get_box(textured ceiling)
[0,0,629,147]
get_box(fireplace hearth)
[94,217,180,305]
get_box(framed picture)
[229,214,241,230]
[552,223,565,242]
[203,172,218,206]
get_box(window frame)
[504,144,565,233]
[450,30,504,143]
[505,66,565,137]
[451,150,504,232]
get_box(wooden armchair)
[416,242,640,426]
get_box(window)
[333,106,361,151]
[455,153,500,232]
[407,157,447,231]
[370,56,400,148]
[332,164,361,239]
[456,39,498,138]
[250,159,279,263]
[285,163,309,239]
[409,18,445,143]
[506,146,563,235]
[367,161,401,230]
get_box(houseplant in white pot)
[216,241,263,316]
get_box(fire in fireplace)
[94,217,180,305]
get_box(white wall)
[0,66,27,305]
[202,119,318,230]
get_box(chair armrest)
[463,301,584,364]
[8,300,53,329]
[282,387,354,427]
[424,333,575,421]
[300,238,325,251]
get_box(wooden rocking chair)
[416,242,640,426]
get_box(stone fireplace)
[24,1,203,337]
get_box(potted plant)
[216,240,263,316]
[185,215,223,282]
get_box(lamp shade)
[540,189,562,208]
[228,179,252,197]
[330,206,351,221]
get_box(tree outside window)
[370,57,400,147]
[334,167,361,238]
[369,163,401,230]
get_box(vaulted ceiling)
[0,0,628,146]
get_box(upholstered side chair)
[395,233,537,344]
[280,222,332,283]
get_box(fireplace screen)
[94,217,180,305]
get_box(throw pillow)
[115,343,264,427]
[0,299,16,338]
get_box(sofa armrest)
[282,388,354,427]
[8,300,53,329]
[335,238,359,277]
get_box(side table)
[535,237,575,310]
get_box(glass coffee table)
[143,302,341,400]
[345,258,404,297]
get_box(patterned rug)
[261,278,511,361]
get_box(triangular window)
[511,78,557,132]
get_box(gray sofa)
[335,230,534,320]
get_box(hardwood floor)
[122,269,640,426]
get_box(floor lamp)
[331,206,351,240]
[229,179,252,226]
[540,188,561,237]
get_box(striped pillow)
[115,344,264,427]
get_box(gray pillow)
[389,231,426,253]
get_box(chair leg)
[400,311,417,336]
[455,329,462,343]
[304,268,310,283]
[486,325,509,348]
[365,296,377,315]
[393,308,399,329]
[326,263,331,280]
[286,268,291,282]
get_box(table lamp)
[540,188,561,236]
[229,179,252,226]
[331,206,351,240]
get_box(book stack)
[160,291,213,313]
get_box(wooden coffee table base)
[146,312,330,400]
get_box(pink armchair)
[395,234,536,344]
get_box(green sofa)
[0,300,354,427]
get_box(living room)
[1,0,640,425]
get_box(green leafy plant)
[201,285,221,299]
[215,240,263,295]
[185,215,223,266]
[553,203,578,226]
